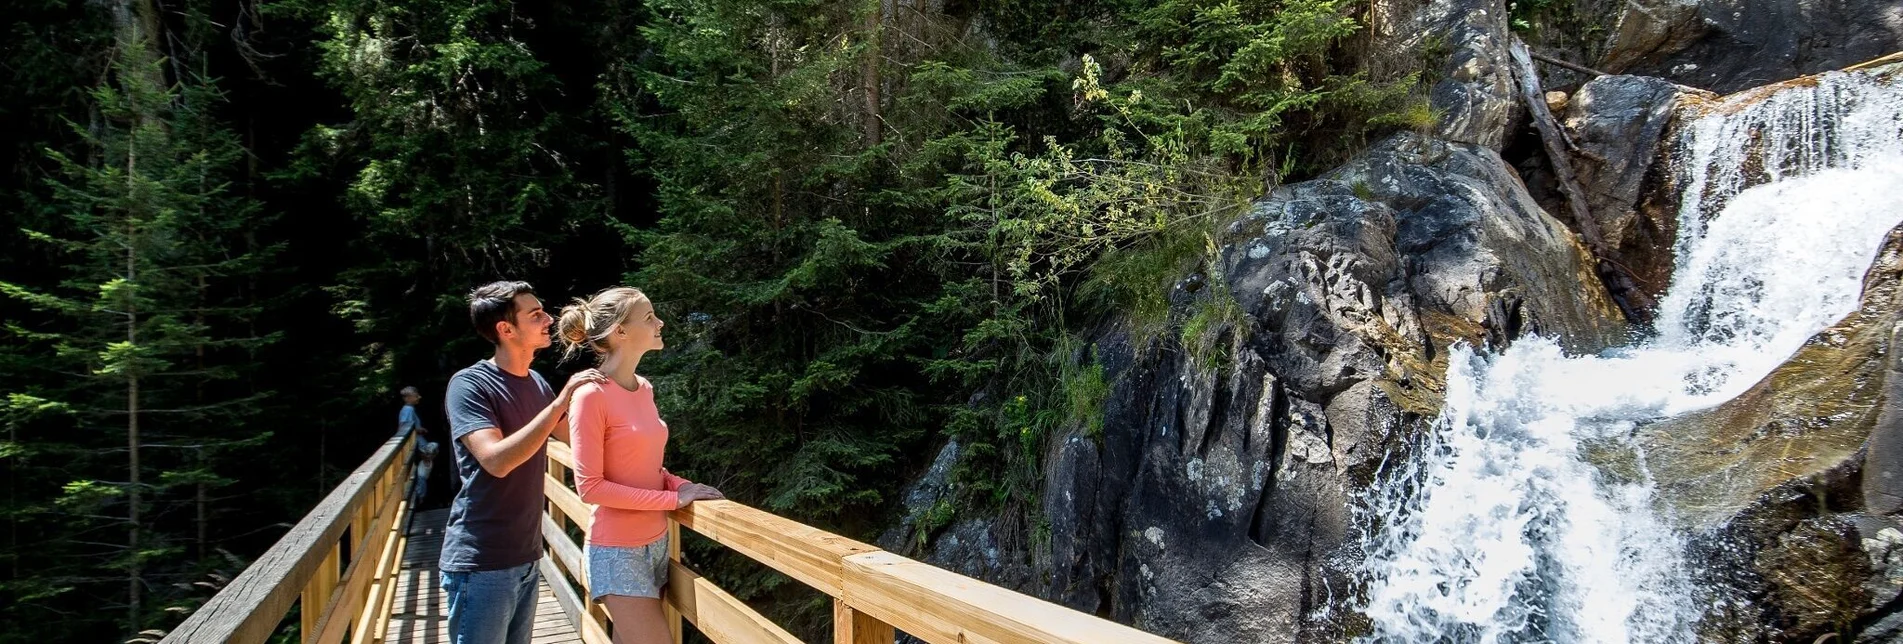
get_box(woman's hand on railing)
[675,482,725,508]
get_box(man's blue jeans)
[441,561,539,644]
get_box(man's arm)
[548,408,571,445]
[459,369,602,478]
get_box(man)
[440,281,602,644]
[397,386,437,501]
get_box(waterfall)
[1354,70,1903,643]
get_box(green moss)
[1180,280,1250,373]
[1080,223,1208,341]
[1351,179,1376,201]
[1057,342,1110,439]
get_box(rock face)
[1062,134,1623,642]
[1600,0,1903,93]
[1557,74,1705,301]
[1372,0,1523,149]
[877,132,1627,643]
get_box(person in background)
[399,386,438,501]
[557,286,722,644]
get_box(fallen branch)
[1509,37,1659,322]
[1509,38,1602,252]
[1844,51,1903,72]
[1528,50,1614,78]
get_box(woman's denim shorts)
[584,536,671,601]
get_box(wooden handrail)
[168,427,1173,644]
[542,440,1178,644]
[162,429,416,644]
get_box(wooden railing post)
[300,544,340,643]
[834,599,894,644]
[548,452,570,533]
[665,520,683,644]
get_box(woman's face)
[613,297,665,355]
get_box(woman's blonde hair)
[556,286,648,362]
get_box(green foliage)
[0,0,1442,639]
[1180,277,1251,372]
[912,497,958,549]
[614,3,1415,632]
[1080,221,1211,336]
[275,0,611,398]
[1058,342,1111,439]
[0,4,277,637]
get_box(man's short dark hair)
[469,281,536,345]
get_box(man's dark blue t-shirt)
[440,359,553,572]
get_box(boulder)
[1600,0,1903,93]
[1366,0,1523,148]
[1558,74,1705,301]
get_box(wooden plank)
[547,440,576,469]
[841,551,1177,644]
[165,430,414,644]
[300,545,341,643]
[665,561,803,644]
[541,514,586,590]
[313,480,407,644]
[545,474,592,533]
[537,556,591,644]
[367,494,413,644]
[369,532,408,643]
[665,521,683,644]
[670,500,877,598]
[833,599,893,644]
[549,452,571,532]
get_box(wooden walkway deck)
[385,509,582,644]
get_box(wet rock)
[1032,131,1624,643]
[1646,224,1903,642]
[1864,321,1903,514]
[1854,516,1903,610]
[1757,516,1874,638]
[1600,0,1903,93]
[1559,75,1700,303]
[1642,226,1903,528]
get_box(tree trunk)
[126,199,142,634]
[196,447,207,561]
[860,0,884,147]
[108,0,162,627]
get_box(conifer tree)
[0,0,272,637]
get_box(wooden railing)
[540,441,1180,644]
[161,427,1180,644]
[162,429,417,644]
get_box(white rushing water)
[1356,70,1903,643]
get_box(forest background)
[0,0,1557,638]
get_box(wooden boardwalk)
[385,509,583,644]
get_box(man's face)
[501,293,554,350]
[403,393,420,405]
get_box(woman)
[557,287,724,644]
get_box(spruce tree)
[0,0,272,637]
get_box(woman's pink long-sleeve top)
[568,378,690,547]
